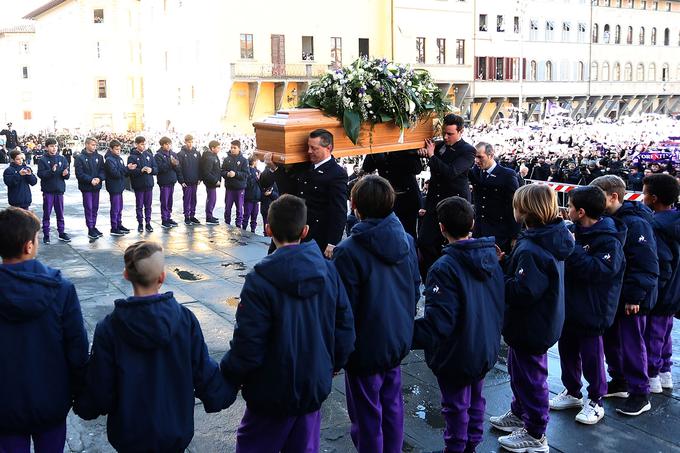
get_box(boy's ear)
[300,225,309,240]
[24,237,36,257]
[158,270,166,285]
[123,268,130,282]
[438,222,446,236]
[265,224,272,237]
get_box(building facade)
[0,25,36,131]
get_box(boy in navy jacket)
[200,140,222,224]
[220,194,355,452]
[242,156,261,232]
[412,196,504,453]
[490,184,574,453]
[155,136,181,229]
[332,175,420,453]
[591,175,659,416]
[177,134,202,225]
[127,136,157,233]
[37,138,71,244]
[0,207,89,452]
[74,241,236,451]
[221,140,248,228]
[642,174,680,393]
[550,186,626,425]
[3,149,37,210]
[74,137,106,239]
[104,140,133,236]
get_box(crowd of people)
[1,113,679,453]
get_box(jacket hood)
[443,237,498,280]
[652,209,680,242]
[254,242,327,298]
[0,260,62,323]
[521,219,575,260]
[617,201,654,223]
[350,213,410,264]
[111,292,181,350]
[575,216,627,244]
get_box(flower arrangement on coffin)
[299,57,451,145]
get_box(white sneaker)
[649,375,663,394]
[490,410,525,433]
[549,389,583,410]
[498,428,549,453]
[575,399,604,425]
[659,371,674,389]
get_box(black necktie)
[482,170,489,180]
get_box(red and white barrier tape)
[526,180,644,201]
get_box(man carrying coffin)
[262,129,348,257]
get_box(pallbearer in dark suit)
[469,142,520,254]
[262,129,348,257]
[470,142,520,253]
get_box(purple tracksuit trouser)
[225,189,245,227]
[235,408,320,453]
[182,184,198,218]
[42,193,65,236]
[508,347,549,439]
[603,314,650,395]
[135,189,153,224]
[644,315,674,377]
[437,377,485,453]
[81,191,100,229]
[558,329,607,403]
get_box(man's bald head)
[124,241,165,287]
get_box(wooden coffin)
[253,108,435,164]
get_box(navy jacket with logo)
[413,237,505,384]
[127,149,157,191]
[332,213,421,376]
[37,153,69,194]
[244,167,262,202]
[74,150,105,192]
[503,220,575,354]
[74,292,236,452]
[565,217,626,335]
[3,162,37,207]
[155,149,180,187]
[221,153,249,190]
[220,242,355,416]
[0,260,89,435]
[200,151,222,188]
[650,209,680,315]
[104,152,128,195]
[177,146,201,185]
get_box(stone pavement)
[1,163,679,452]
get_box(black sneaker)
[145,224,154,233]
[161,221,172,229]
[58,232,71,242]
[119,225,131,233]
[88,228,99,239]
[190,217,201,225]
[616,394,651,416]
[43,235,50,244]
[184,218,192,226]
[206,217,219,225]
[110,229,125,236]
[93,227,104,237]
[169,219,178,227]
[604,379,630,398]
[138,223,144,233]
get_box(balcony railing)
[231,62,331,79]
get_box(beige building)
[0,25,36,131]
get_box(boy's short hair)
[643,173,680,206]
[45,138,57,146]
[230,140,241,148]
[159,137,172,146]
[109,140,121,149]
[0,207,40,259]
[436,196,474,239]
[248,156,257,165]
[134,136,146,145]
[208,140,220,150]
[268,195,307,243]
[184,134,194,142]
[85,137,97,145]
[513,184,559,227]
[590,175,626,201]
[124,241,164,287]
[569,186,606,219]
[9,149,22,161]
[351,175,395,219]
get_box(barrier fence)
[525,179,643,208]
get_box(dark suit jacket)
[469,163,520,241]
[261,157,348,251]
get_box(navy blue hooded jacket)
[3,162,37,207]
[127,148,157,191]
[220,242,355,416]
[503,220,575,355]
[200,150,222,188]
[650,209,680,315]
[565,217,626,335]
[613,201,659,313]
[221,153,249,190]
[155,149,180,187]
[74,292,235,452]
[104,151,128,195]
[332,213,420,376]
[413,237,505,384]
[37,153,69,194]
[244,167,262,202]
[74,150,105,192]
[0,260,89,435]
[177,146,201,185]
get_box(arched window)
[663,28,670,46]
[615,25,621,44]
[651,27,657,45]
[546,61,553,81]
[627,26,633,44]
[593,24,599,43]
[602,62,610,81]
[614,62,621,80]
[530,60,537,80]
[578,61,585,81]
[624,63,633,81]
[604,24,611,43]
[662,63,669,81]
[591,62,599,81]
[639,27,645,45]
[648,63,656,81]
[637,63,644,81]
